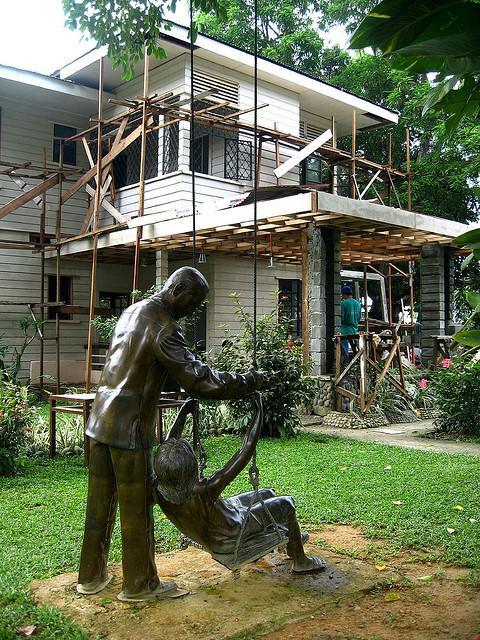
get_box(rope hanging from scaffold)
[187,0,286,569]
[231,0,286,568]
[190,0,207,479]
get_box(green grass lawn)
[1,434,479,639]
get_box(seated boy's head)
[154,438,198,504]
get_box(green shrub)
[209,293,317,437]
[90,315,119,344]
[0,381,35,475]
[432,358,480,436]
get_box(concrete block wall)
[306,226,341,375]
[420,244,446,362]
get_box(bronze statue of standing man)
[77,267,264,602]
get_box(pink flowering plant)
[410,372,436,411]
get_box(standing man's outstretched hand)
[251,370,266,390]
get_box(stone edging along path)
[300,418,480,457]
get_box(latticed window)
[278,279,302,337]
[224,139,252,180]
[91,116,159,189]
[113,117,159,188]
[163,118,179,174]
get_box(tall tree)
[63,0,226,79]
[331,54,480,222]
[197,0,349,79]
[350,0,480,135]
[316,0,379,34]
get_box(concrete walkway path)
[300,417,480,456]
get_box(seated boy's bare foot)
[292,556,326,574]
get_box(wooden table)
[49,392,190,465]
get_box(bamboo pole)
[274,123,280,185]
[351,110,357,199]
[409,259,415,350]
[255,135,263,188]
[301,227,309,371]
[406,127,412,210]
[132,45,149,297]
[39,149,46,390]
[330,115,336,194]
[388,263,393,324]
[363,264,369,334]
[85,58,104,392]
[359,333,366,413]
[55,142,64,393]
[387,131,393,207]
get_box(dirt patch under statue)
[30,526,480,640]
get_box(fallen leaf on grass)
[16,626,37,637]
[384,465,392,471]
[446,528,456,534]
[453,505,464,511]
[98,597,112,604]
[418,575,433,582]
[469,518,477,524]
[384,592,400,602]
[375,564,387,571]
[392,500,403,506]
[339,466,347,471]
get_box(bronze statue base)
[117,580,188,602]
[31,543,378,640]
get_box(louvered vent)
[300,121,330,143]
[193,69,239,105]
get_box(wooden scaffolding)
[0,50,423,391]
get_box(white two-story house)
[0,23,468,383]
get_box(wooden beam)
[133,45,150,295]
[61,116,152,206]
[85,181,126,223]
[86,57,104,392]
[364,337,400,413]
[351,110,356,199]
[274,129,332,179]
[0,173,59,219]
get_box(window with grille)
[53,124,77,166]
[112,118,159,188]
[278,279,302,337]
[47,275,72,320]
[163,118,179,174]
[225,139,252,180]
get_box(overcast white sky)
[0,0,347,76]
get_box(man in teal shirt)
[340,285,362,366]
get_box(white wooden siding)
[0,229,91,379]
[209,254,301,350]
[0,96,90,236]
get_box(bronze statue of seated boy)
[153,393,326,573]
